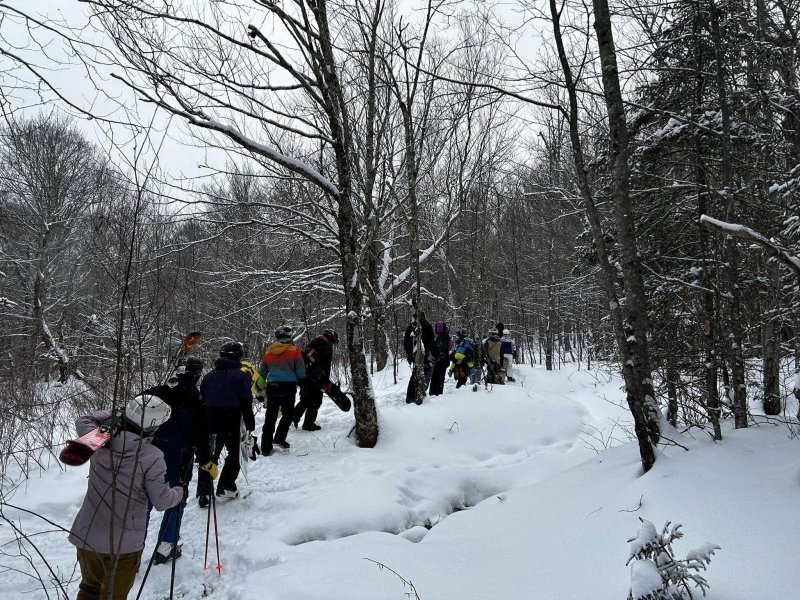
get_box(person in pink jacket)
[68,395,184,600]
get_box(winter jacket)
[146,375,211,465]
[304,335,334,385]
[434,332,451,359]
[500,335,516,357]
[68,411,183,554]
[484,334,502,364]
[259,342,306,384]
[201,357,256,433]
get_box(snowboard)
[323,381,352,412]
[59,331,202,466]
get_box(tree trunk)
[591,0,659,469]
[709,0,747,429]
[315,0,378,447]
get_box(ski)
[59,331,201,466]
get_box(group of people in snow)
[403,313,519,400]
[67,325,344,600]
[67,318,518,599]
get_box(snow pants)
[197,430,241,495]
[262,382,297,449]
[147,447,193,544]
[429,356,450,396]
[503,354,514,380]
[75,547,142,600]
[294,381,323,428]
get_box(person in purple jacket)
[68,394,184,600]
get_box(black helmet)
[185,356,204,374]
[322,329,339,344]
[220,341,244,360]
[275,325,294,342]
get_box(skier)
[450,329,475,389]
[294,329,339,431]
[197,341,255,502]
[68,395,184,600]
[501,329,517,382]
[143,356,213,564]
[259,325,306,455]
[483,329,505,385]
[404,311,436,403]
[428,320,451,396]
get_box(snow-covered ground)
[2,362,798,599]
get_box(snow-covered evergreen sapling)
[626,518,720,600]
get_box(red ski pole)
[212,492,222,575]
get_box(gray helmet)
[275,325,294,342]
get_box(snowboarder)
[68,395,185,600]
[483,329,505,385]
[197,341,255,502]
[259,325,306,455]
[143,356,212,564]
[500,329,517,383]
[428,320,452,396]
[294,329,339,431]
[404,311,436,403]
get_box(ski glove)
[200,461,219,480]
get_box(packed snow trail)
[131,363,627,599]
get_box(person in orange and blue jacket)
[258,325,306,455]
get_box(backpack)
[434,320,446,334]
[436,333,450,357]
[456,338,473,356]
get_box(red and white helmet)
[125,394,171,432]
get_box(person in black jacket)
[405,312,436,404]
[143,356,212,563]
[294,329,338,431]
[428,320,451,396]
[197,341,255,501]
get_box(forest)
[1,0,799,476]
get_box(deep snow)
[1,362,798,599]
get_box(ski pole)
[169,457,195,600]
[203,494,212,571]
[136,455,194,599]
[212,491,222,575]
[136,505,174,600]
[169,501,185,600]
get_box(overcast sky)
[1,0,230,194]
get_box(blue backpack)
[456,338,473,356]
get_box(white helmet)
[125,394,171,432]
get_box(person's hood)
[267,342,294,355]
[108,430,149,457]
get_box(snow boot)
[275,440,290,451]
[216,487,239,499]
[153,541,182,565]
[302,423,321,431]
[198,495,210,509]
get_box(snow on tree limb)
[700,214,800,282]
